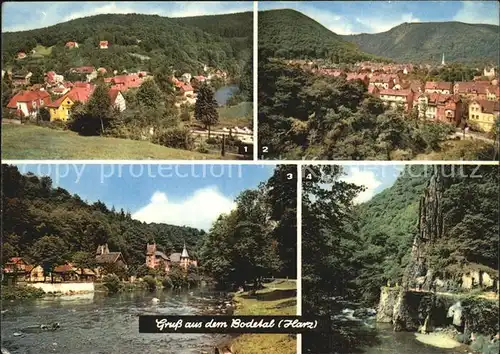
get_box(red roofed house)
[453,81,490,100]
[7,90,51,118]
[99,41,109,49]
[11,71,32,87]
[146,242,171,273]
[109,89,126,111]
[486,85,500,101]
[369,75,396,90]
[3,257,30,274]
[17,52,27,59]
[379,89,414,111]
[424,81,453,94]
[368,85,380,97]
[45,71,64,85]
[180,83,194,97]
[416,93,463,125]
[469,99,500,132]
[65,41,79,48]
[70,66,97,82]
[105,74,143,91]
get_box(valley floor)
[227,279,297,354]
[1,124,226,160]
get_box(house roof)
[379,89,412,97]
[8,257,26,264]
[181,245,189,258]
[96,252,123,264]
[180,84,193,92]
[46,94,74,108]
[71,66,95,74]
[53,264,75,273]
[473,99,500,114]
[170,253,181,263]
[454,81,489,94]
[155,251,169,260]
[7,90,50,109]
[109,89,121,103]
[66,86,95,103]
[425,81,453,91]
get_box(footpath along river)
[1,288,230,354]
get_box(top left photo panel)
[1,1,254,160]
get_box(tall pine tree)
[194,82,219,137]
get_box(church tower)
[441,53,446,66]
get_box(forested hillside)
[1,164,206,270]
[258,9,382,63]
[342,21,500,64]
[355,165,499,304]
[2,12,252,76]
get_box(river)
[364,323,466,354]
[214,85,238,106]
[1,288,229,354]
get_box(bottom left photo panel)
[1,163,298,354]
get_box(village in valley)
[287,57,499,135]
[2,10,254,160]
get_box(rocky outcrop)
[376,286,398,323]
[403,167,445,291]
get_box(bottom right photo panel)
[301,164,499,354]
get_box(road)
[450,130,495,143]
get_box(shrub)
[0,286,45,300]
[154,127,194,150]
[462,296,499,336]
[206,137,219,145]
[162,277,173,289]
[143,275,157,291]
[196,142,210,154]
[103,274,122,294]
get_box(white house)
[110,89,126,112]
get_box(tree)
[194,82,219,137]
[72,251,97,276]
[136,79,162,109]
[30,235,68,282]
[30,66,45,85]
[85,83,113,134]
[37,107,51,122]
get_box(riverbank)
[1,286,45,301]
[225,279,297,354]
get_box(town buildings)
[7,90,50,118]
[416,93,463,125]
[145,242,197,273]
[468,100,500,132]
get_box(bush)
[162,277,173,289]
[206,137,219,145]
[196,142,210,154]
[462,296,499,336]
[143,275,157,291]
[154,127,194,150]
[103,274,123,294]
[0,286,45,300]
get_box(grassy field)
[2,124,224,160]
[31,45,53,58]
[229,279,297,354]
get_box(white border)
[253,1,258,161]
[296,164,302,354]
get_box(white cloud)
[340,167,383,204]
[355,12,421,33]
[132,187,236,231]
[452,1,499,25]
[61,2,159,22]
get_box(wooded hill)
[342,21,500,64]
[2,12,252,76]
[258,9,384,63]
[1,164,206,270]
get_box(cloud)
[452,1,499,25]
[132,187,236,231]
[355,12,421,33]
[61,2,159,22]
[340,167,383,204]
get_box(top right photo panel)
[258,1,499,161]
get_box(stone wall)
[28,282,94,295]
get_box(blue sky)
[340,165,403,203]
[15,164,275,230]
[259,1,499,34]
[2,1,253,32]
